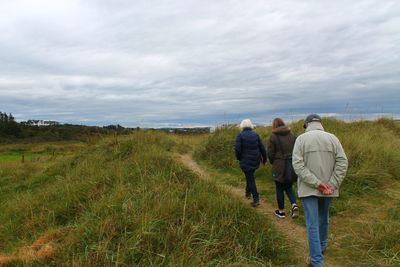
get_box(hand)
[322,188,334,195]
[318,183,334,195]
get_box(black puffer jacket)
[267,126,297,183]
[235,128,267,172]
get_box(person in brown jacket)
[267,118,299,218]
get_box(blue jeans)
[302,196,332,267]
[244,171,259,202]
[275,181,297,209]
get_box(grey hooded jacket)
[292,122,348,198]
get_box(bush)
[194,126,240,169]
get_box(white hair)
[239,119,254,129]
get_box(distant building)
[158,127,212,133]
[211,123,241,133]
[22,120,60,126]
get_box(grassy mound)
[0,132,293,266]
[194,126,241,169]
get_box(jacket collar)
[272,125,290,135]
[305,122,324,132]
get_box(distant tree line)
[0,111,134,143]
[0,112,22,138]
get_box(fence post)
[114,132,119,145]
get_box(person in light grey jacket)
[292,114,348,267]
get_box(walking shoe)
[245,192,252,199]
[291,204,299,219]
[251,201,260,207]
[274,210,286,218]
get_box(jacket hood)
[272,125,291,135]
[305,122,324,132]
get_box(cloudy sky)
[0,0,399,127]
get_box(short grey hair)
[240,119,254,129]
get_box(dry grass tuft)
[32,230,62,248]
[0,230,61,266]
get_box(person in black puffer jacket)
[235,119,267,207]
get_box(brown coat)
[267,126,297,183]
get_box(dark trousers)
[244,171,259,202]
[275,181,297,209]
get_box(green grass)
[0,132,295,266]
[194,118,400,266]
[0,142,85,163]
[0,151,26,161]
[4,119,398,266]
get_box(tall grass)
[194,126,240,169]
[0,132,294,266]
[369,201,400,266]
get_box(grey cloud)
[0,0,399,126]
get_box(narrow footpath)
[178,154,339,267]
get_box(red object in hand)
[318,184,326,192]
[318,183,334,195]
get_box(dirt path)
[178,154,339,267]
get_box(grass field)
[0,119,399,266]
[0,132,294,266]
[0,142,85,162]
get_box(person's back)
[236,129,263,172]
[269,128,296,161]
[293,121,347,198]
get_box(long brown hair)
[272,118,286,130]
